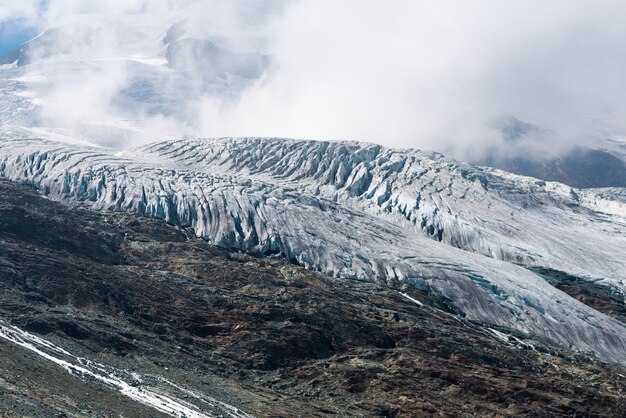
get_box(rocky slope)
[0,137,624,366]
[0,179,624,417]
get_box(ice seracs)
[135,138,626,289]
[0,137,625,365]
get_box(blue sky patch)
[0,20,37,57]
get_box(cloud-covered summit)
[1,0,626,160]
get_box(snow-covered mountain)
[1,137,624,364]
[0,13,269,146]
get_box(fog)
[2,0,626,159]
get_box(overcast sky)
[1,0,626,158]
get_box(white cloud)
[0,0,42,24]
[3,0,626,159]
[197,0,626,159]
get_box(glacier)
[0,136,624,365]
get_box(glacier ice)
[0,137,625,365]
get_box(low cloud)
[3,0,626,159]
[0,1,41,23]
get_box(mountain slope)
[0,178,624,417]
[0,137,624,366]
[478,146,626,188]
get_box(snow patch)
[399,292,423,307]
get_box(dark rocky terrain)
[531,268,626,324]
[0,179,624,417]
